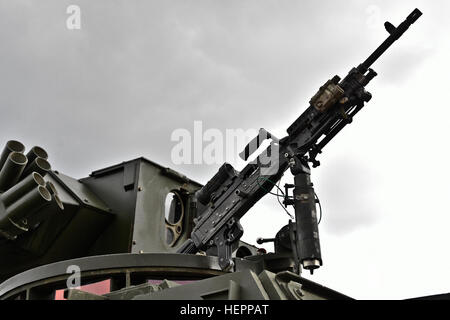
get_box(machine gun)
[178,9,422,273]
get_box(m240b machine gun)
[178,9,422,273]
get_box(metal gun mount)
[178,8,423,274]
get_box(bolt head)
[295,288,303,298]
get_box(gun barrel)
[1,172,45,207]
[359,8,422,72]
[21,157,51,180]
[26,146,48,164]
[53,193,64,211]
[45,181,64,210]
[0,152,28,192]
[0,140,25,170]
[0,185,52,235]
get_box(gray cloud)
[0,0,378,179]
[315,158,380,235]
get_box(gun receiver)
[178,9,422,272]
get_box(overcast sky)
[0,0,448,299]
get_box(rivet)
[295,288,303,297]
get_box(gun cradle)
[179,8,423,274]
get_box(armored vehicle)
[0,9,424,300]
